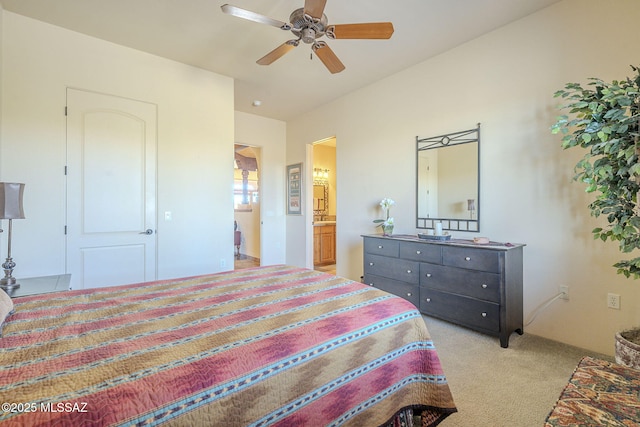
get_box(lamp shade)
[0,183,25,219]
[467,199,476,211]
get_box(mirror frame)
[416,123,480,232]
[313,181,329,217]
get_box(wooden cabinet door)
[314,225,335,265]
[320,232,335,264]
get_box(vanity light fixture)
[313,168,329,180]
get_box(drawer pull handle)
[407,292,412,297]
[407,270,412,274]
[369,262,374,266]
[481,312,487,317]
[378,245,383,249]
[426,273,432,278]
[481,284,488,289]
[416,250,421,254]
[426,298,431,302]
[465,256,471,261]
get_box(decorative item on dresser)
[372,197,395,236]
[362,234,525,348]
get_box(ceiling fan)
[221,0,394,74]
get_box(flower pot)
[382,224,394,236]
[615,329,640,369]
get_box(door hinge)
[65,106,68,116]
[64,225,67,235]
[64,166,67,175]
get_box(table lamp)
[0,182,25,291]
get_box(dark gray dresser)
[363,234,524,347]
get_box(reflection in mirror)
[313,183,328,215]
[416,124,480,232]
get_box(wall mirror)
[416,124,480,232]
[313,183,328,216]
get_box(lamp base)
[0,276,20,291]
[0,255,19,291]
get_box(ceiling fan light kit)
[221,0,393,74]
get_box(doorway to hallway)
[234,144,261,270]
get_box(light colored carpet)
[423,316,612,427]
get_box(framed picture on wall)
[287,163,303,215]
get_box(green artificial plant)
[552,65,640,278]
[551,66,640,278]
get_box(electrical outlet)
[607,293,621,310]
[559,285,569,300]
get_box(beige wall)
[0,11,235,281]
[286,0,640,356]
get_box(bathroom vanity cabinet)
[314,223,336,266]
[362,234,524,347]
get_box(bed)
[0,265,456,426]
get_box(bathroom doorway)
[234,144,261,270]
[312,137,336,275]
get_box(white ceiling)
[0,0,561,121]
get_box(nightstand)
[4,274,71,298]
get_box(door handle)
[140,229,154,235]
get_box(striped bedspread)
[0,265,456,426]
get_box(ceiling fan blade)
[304,0,327,20]
[312,42,345,74]
[221,4,291,30]
[327,22,394,39]
[257,41,299,65]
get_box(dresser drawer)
[420,263,500,303]
[364,273,419,307]
[399,241,442,263]
[364,254,419,283]
[420,288,500,332]
[364,237,400,257]
[442,246,500,273]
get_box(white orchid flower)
[379,198,395,210]
[373,198,396,230]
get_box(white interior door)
[66,88,157,289]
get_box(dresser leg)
[500,328,524,348]
[500,335,510,348]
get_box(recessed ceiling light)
[252,100,262,107]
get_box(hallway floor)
[234,255,335,276]
[234,255,259,270]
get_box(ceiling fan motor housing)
[289,8,327,44]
